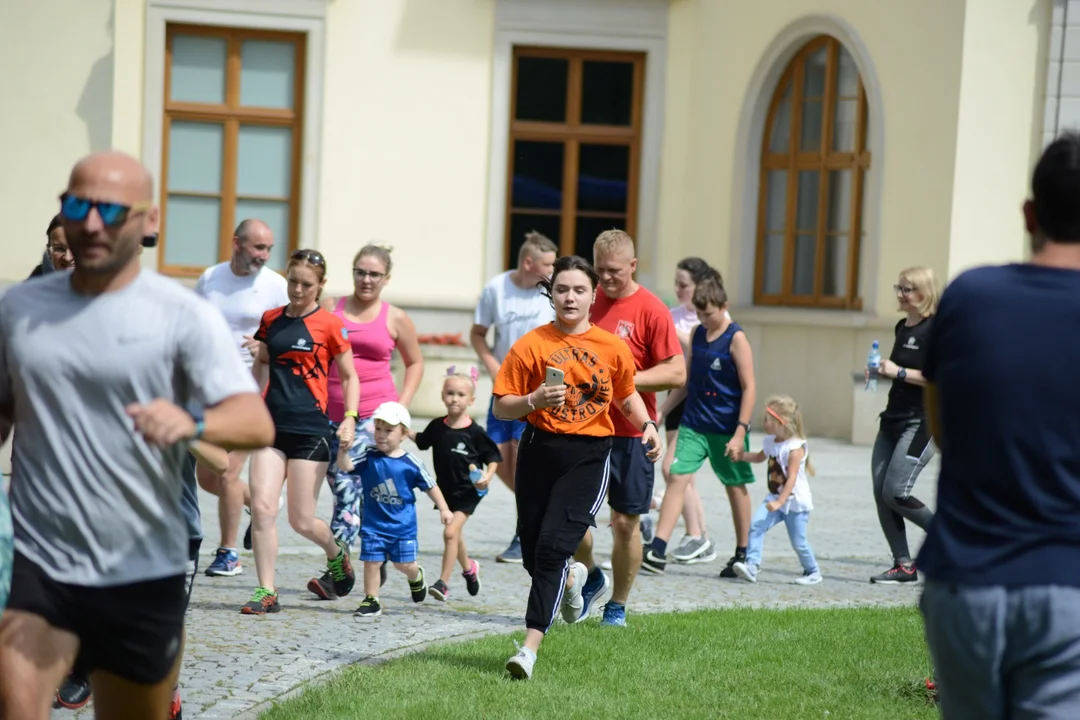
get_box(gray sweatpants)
[871,417,934,565]
[921,581,1080,719]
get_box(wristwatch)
[642,420,658,433]
[737,421,751,433]
[897,368,908,382]
[186,407,206,440]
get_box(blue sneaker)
[574,567,610,623]
[204,548,242,577]
[497,536,523,563]
[600,601,627,627]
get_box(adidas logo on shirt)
[710,358,722,371]
[371,478,404,506]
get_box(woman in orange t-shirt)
[492,255,662,680]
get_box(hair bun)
[373,242,394,253]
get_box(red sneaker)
[169,688,182,719]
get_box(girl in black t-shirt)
[867,266,939,585]
[410,367,502,601]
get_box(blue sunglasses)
[59,193,151,227]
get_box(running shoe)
[576,567,611,623]
[600,601,627,627]
[327,540,355,597]
[353,595,382,619]
[240,586,280,614]
[497,535,523,563]
[429,579,450,601]
[870,563,918,584]
[204,548,242,577]
[506,642,536,680]
[409,566,427,602]
[462,559,481,596]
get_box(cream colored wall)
[656,0,978,439]
[0,0,116,281]
[317,0,496,309]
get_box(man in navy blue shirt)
[920,133,1080,719]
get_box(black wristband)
[642,420,658,433]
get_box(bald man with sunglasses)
[0,151,274,720]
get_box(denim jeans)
[921,581,1080,719]
[325,416,375,547]
[744,502,818,574]
[0,488,10,615]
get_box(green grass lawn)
[260,606,937,720]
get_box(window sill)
[731,305,898,330]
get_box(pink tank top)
[326,299,399,422]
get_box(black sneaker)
[409,566,427,603]
[353,595,382,619]
[327,540,356,597]
[307,570,337,600]
[462,559,481,596]
[56,675,91,710]
[380,560,388,587]
[870,563,918,584]
[429,579,450,601]
[243,521,253,551]
[240,587,280,614]
[719,552,746,579]
[640,546,666,575]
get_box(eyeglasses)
[291,250,325,267]
[893,284,916,295]
[353,268,386,280]
[59,193,150,227]
[48,244,71,256]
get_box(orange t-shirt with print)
[493,323,637,438]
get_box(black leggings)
[515,425,611,633]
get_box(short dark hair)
[677,256,723,286]
[539,255,599,302]
[46,214,62,239]
[1032,133,1080,243]
[692,276,728,310]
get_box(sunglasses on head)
[59,193,151,228]
[291,249,325,267]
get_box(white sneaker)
[506,643,536,680]
[732,561,758,583]
[600,558,613,571]
[560,562,588,623]
[794,570,823,585]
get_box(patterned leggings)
[326,417,376,547]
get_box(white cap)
[371,401,411,429]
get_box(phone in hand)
[545,366,565,387]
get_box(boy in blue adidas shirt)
[338,401,452,618]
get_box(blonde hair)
[764,394,815,476]
[518,231,557,264]
[592,229,635,259]
[898,266,939,317]
[354,243,394,274]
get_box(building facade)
[0,0,1064,439]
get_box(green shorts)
[670,426,756,486]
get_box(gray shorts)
[920,580,1080,719]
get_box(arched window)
[755,36,869,309]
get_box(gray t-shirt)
[474,271,555,362]
[0,271,256,587]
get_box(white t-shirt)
[670,303,732,337]
[474,271,555,362]
[194,262,289,368]
[762,435,813,514]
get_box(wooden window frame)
[504,46,645,267]
[160,23,306,277]
[754,36,870,310]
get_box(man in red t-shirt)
[572,230,685,627]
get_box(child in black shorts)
[411,367,501,601]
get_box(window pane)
[800,100,823,152]
[164,196,221,267]
[765,170,787,232]
[763,234,784,295]
[796,170,819,231]
[508,214,560,268]
[237,126,292,198]
[827,170,852,232]
[581,61,634,126]
[768,82,792,153]
[577,144,629,213]
[836,46,859,97]
[240,40,296,109]
[170,35,226,104]
[515,57,568,122]
[803,46,828,98]
[793,234,816,295]
[576,216,625,260]
[823,234,849,297]
[832,99,858,151]
[235,199,290,272]
[168,122,223,194]
[511,141,564,210]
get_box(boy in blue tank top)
[641,278,757,577]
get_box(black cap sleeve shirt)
[883,316,933,420]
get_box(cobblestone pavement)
[57,424,939,718]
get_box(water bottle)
[469,463,488,498]
[866,340,882,393]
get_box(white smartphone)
[545,366,565,387]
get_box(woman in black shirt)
[868,266,939,584]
